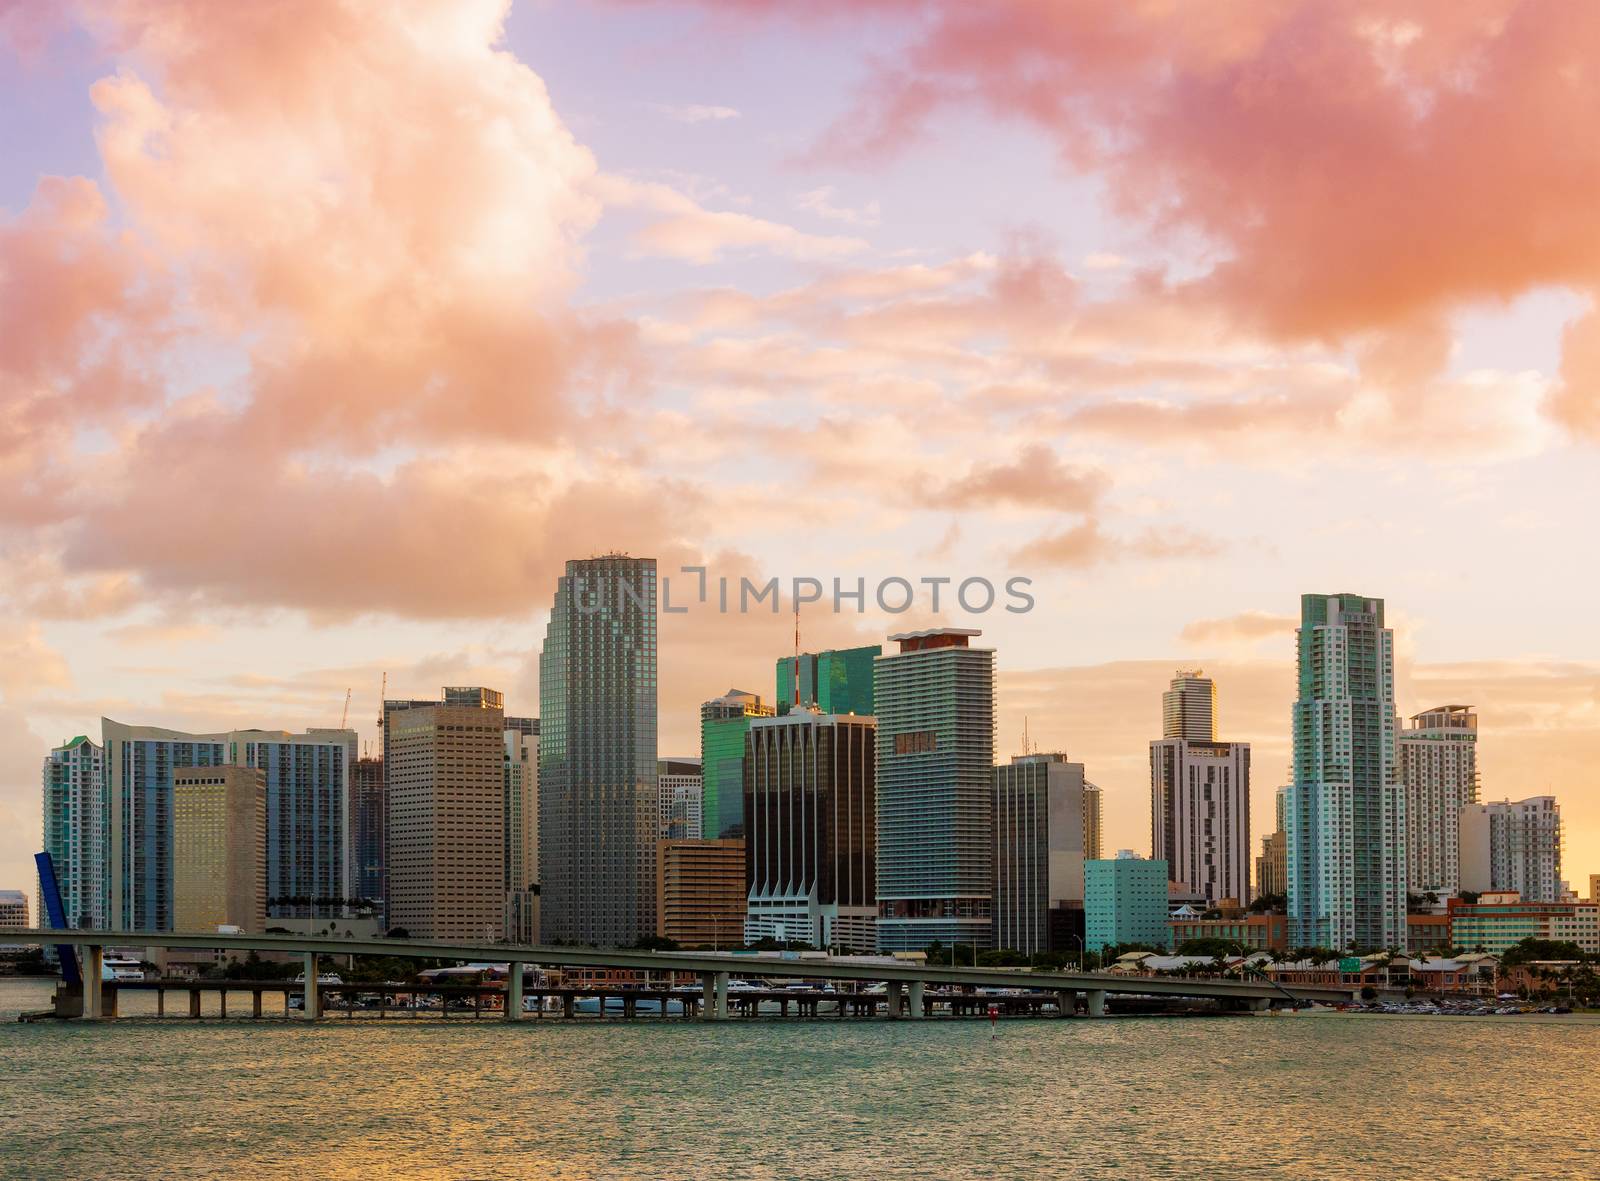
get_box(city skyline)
[3,2,1600,903]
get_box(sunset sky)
[2,0,1598,903]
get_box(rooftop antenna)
[793,600,801,709]
[1023,715,1030,756]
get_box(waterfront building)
[657,838,746,948]
[172,766,267,933]
[873,629,997,953]
[1255,786,1290,900]
[1167,911,1289,952]
[539,554,659,947]
[1085,852,1170,952]
[657,758,703,841]
[743,710,877,952]
[1406,912,1451,955]
[504,719,539,943]
[1082,780,1103,861]
[992,753,1087,956]
[385,687,505,940]
[41,736,106,929]
[1459,796,1562,902]
[700,690,773,840]
[776,645,880,716]
[1399,705,1479,896]
[0,890,26,931]
[1150,670,1251,906]
[350,755,384,909]
[1285,593,1406,951]
[1447,890,1599,955]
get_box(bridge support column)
[302,952,321,1020]
[908,980,926,1019]
[156,988,166,1018]
[713,972,729,1020]
[218,989,227,1019]
[1247,996,1270,1012]
[1057,989,1078,1016]
[82,945,104,1019]
[189,989,201,1019]
[506,963,523,1021]
[252,990,262,1019]
[886,979,903,1019]
[562,993,575,1019]
[1086,989,1106,1018]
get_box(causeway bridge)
[14,928,1357,1021]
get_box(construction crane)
[340,688,352,730]
[377,671,387,731]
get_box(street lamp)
[1066,932,1084,973]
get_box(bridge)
[13,929,1357,1021]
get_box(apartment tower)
[1399,705,1479,896]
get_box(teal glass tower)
[700,690,772,840]
[539,554,658,946]
[1286,592,1407,952]
[776,645,879,716]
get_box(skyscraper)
[744,709,877,951]
[775,645,880,716]
[385,687,505,940]
[1082,780,1103,861]
[41,736,106,930]
[1150,670,1252,905]
[1399,705,1479,896]
[1163,670,1216,742]
[1085,851,1170,952]
[350,755,385,908]
[234,728,357,916]
[1286,593,1406,951]
[539,554,659,946]
[993,753,1087,956]
[1255,786,1290,899]
[1460,796,1562,902]
[504,718,539,943]
[172,766,267,934]
[873,628,996,952]
[700,690,773,839]
[657,758,703,841]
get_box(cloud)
[654,102,741,123]
[0,622,73,701]
[926,444,1106,512]
[1180,610,1298,647]
[796,185,882,226]
[1014,521,1225,569]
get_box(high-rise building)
[1082,780,1103,861]
[1150,670,1251,905]
[1255,785,1290,900]
[384,687,505,940]
[0,890,27,932]
[1085,852,1170,952]
[41,736,106,930]
[656,838,746,948]
[172,766,267,934]
[504,719,539,943]
[874,628,996,953]
[539,554,659,947]
[235,728,357,916]
[992,753,1087,956]
[1163,670,1216,742]
[1399,705,1479,896]
[1286,593,1406,951]
[1460,796,1562,902]
[775,645,880,716]
[658,758,703,841]
[743,710,877,951]
[350,755,385,908]
[700,690,773,840]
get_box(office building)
[504,719,539,943]
[700,690,773,840]
[657,838,746,948]
[1460,796,1562,902]
[776,645,880,716]
[1447,890,1599,955]
[1082,780,1103,861]
[658,758,703,841]
[385,687,505,940]
[1399,705,1479,896]
[992,753,1087,956]
[1086,852,1170,952]
[1162,669,1216,742]
[539,554,659,946]
[41,736,106,930]
[1255,785,1290,900]
[1285,593,1406,951]
[744,710,877,952]
[172,766,267,933]
[874,628,996,952]
[0,890,26,931]
[350,755,384,908]
[1150,670,1251,905]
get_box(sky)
[2,0,1599,905]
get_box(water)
[3,977,1597,1179]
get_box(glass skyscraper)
[873,628,996,952]
[700,690,772,839]
[775,645,880,716]
[350,755,385,907]
[41,736,107,929]
[1286,593,1407,951]
[539,554,658,946]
